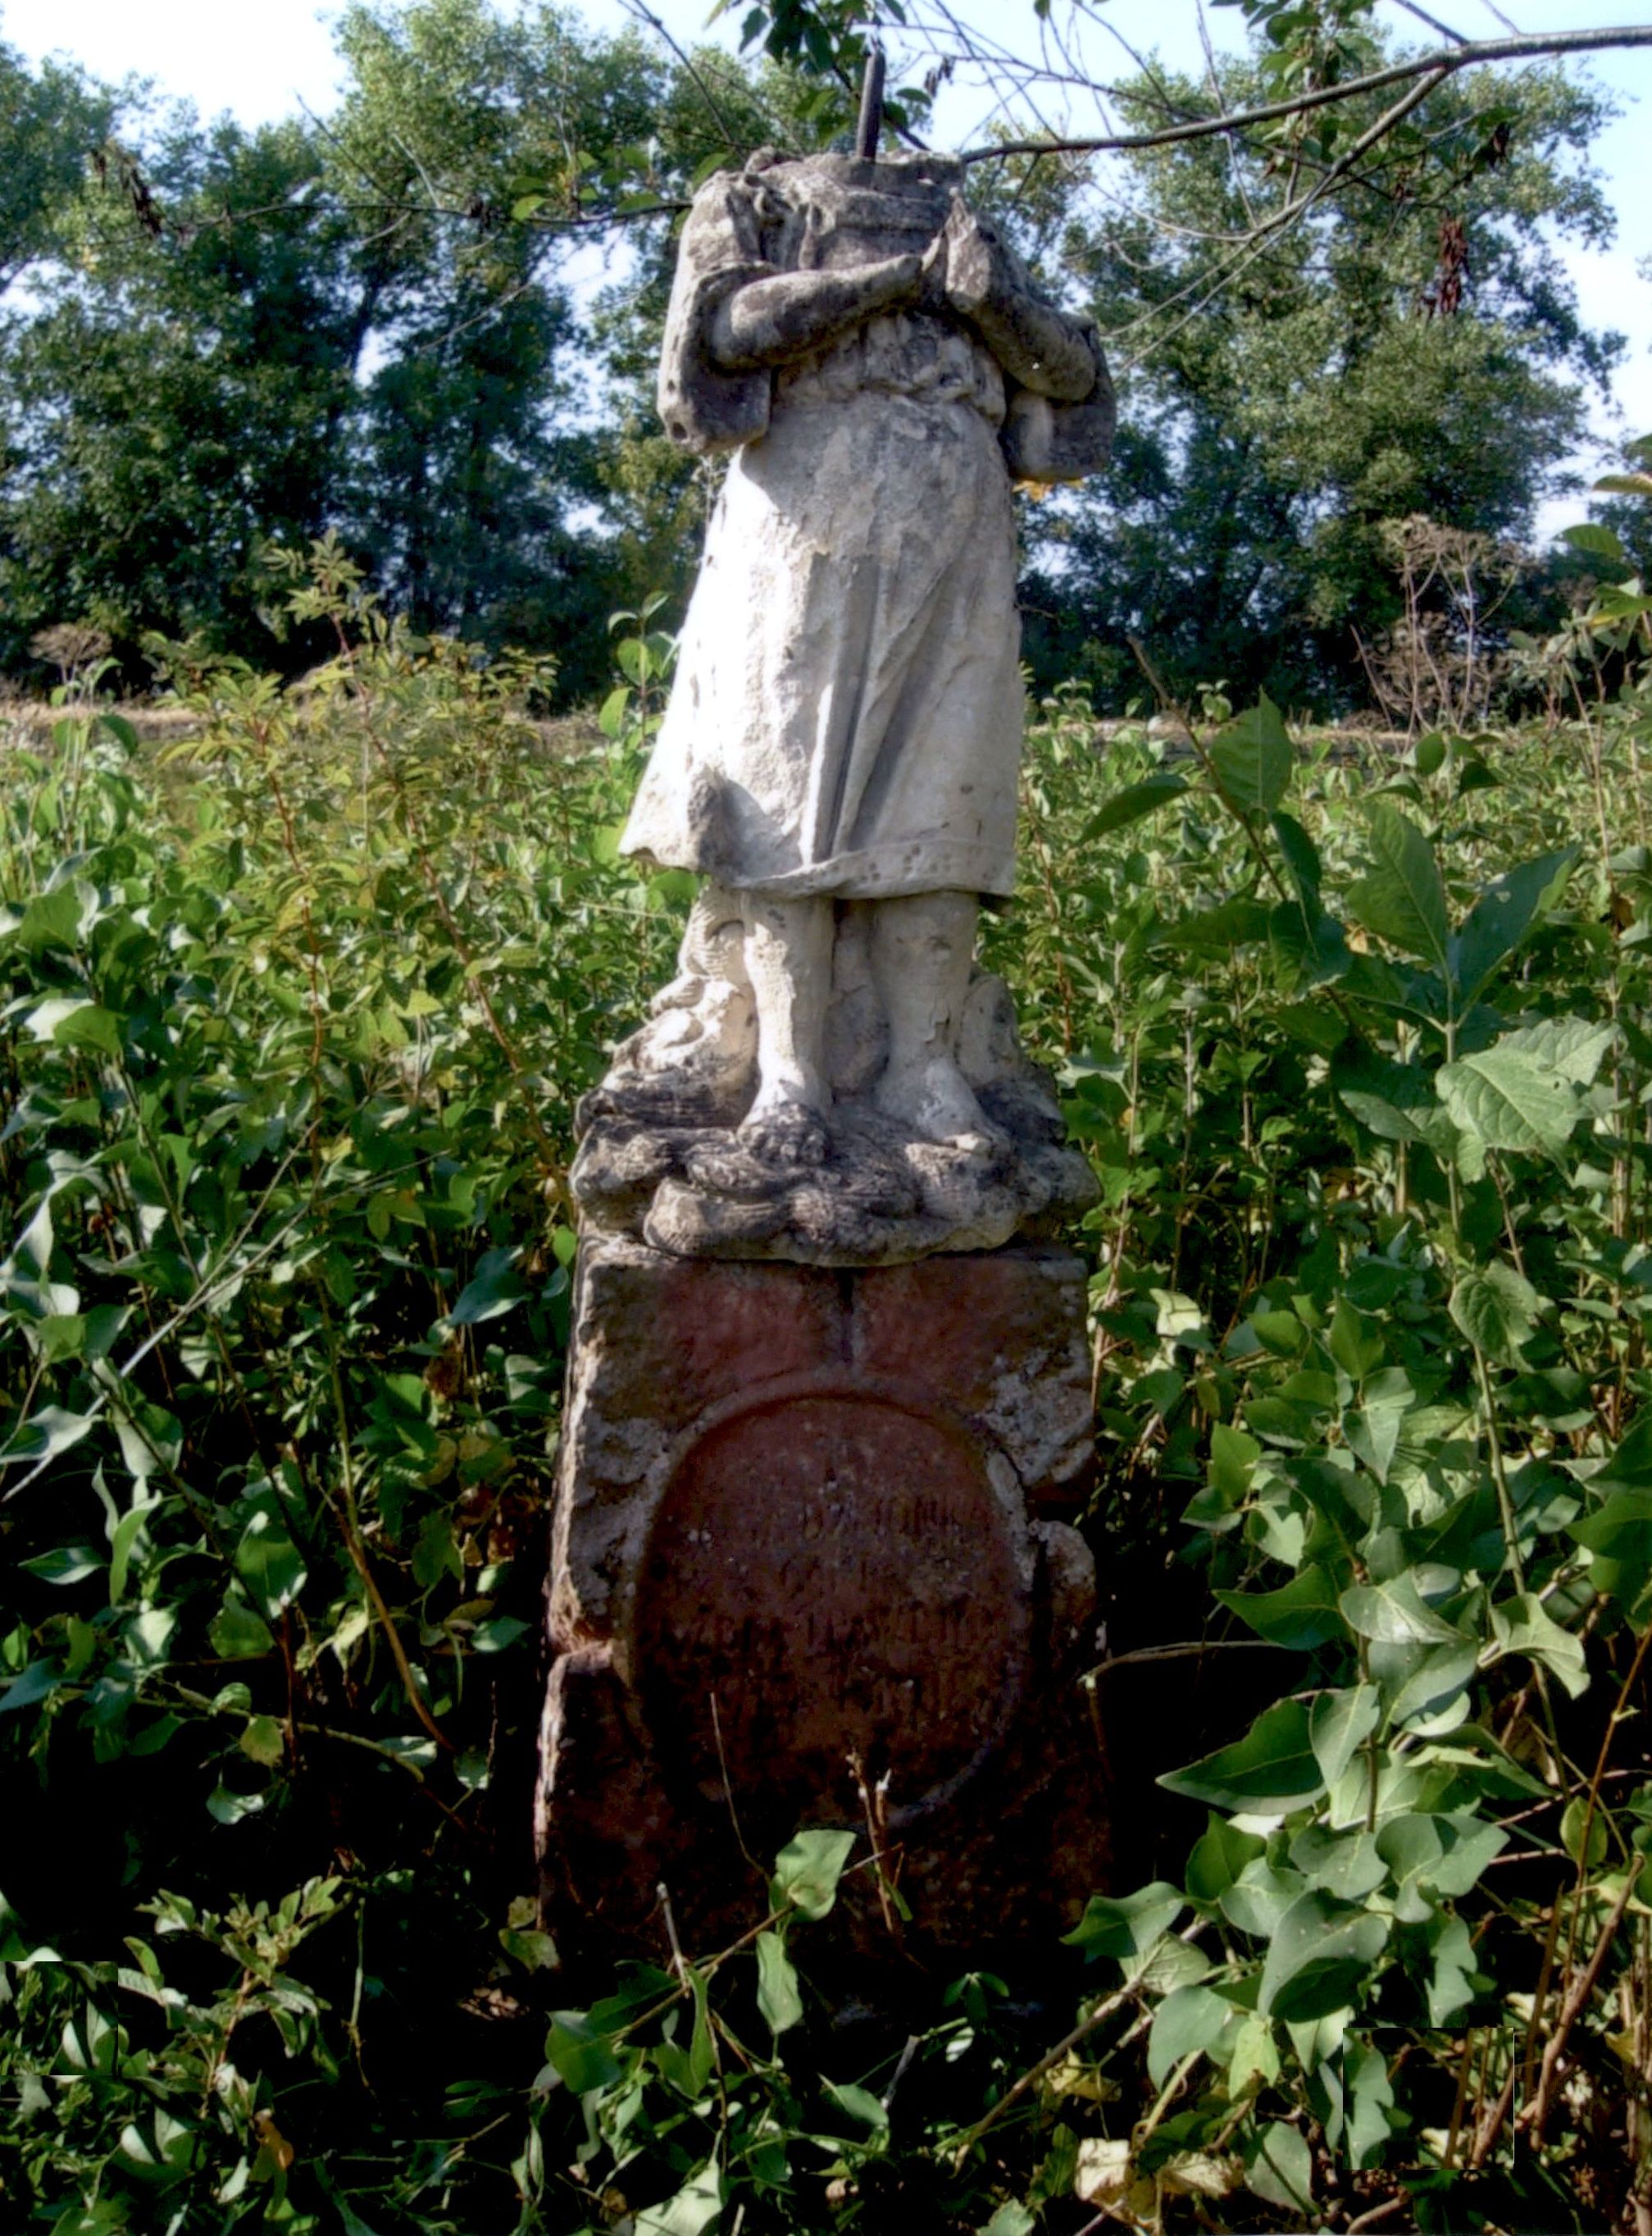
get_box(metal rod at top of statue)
[854,43,885,161]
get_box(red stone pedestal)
[535,1236,1109,1967]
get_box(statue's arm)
[944,202,1098,403]
[707,253,928,373]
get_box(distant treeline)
[0,0,1645,713]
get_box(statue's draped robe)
[622,153,1104,902]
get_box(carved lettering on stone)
[634,1391,1029,1822]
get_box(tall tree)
[0,112,371,672]
[0,30,109,289]
[1018,49,1620,708]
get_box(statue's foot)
[737,1082,830,1168]
[874,1056,1003,1149]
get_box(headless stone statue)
[572,139,1115,1264]
[541,114,1118,1965]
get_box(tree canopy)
[0,0,1643,709]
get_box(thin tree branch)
[620,0,744,149]
[961,25,1652,164]
[1386,0,1472,44]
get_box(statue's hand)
[942,194,1003,320]
[913,226,951,317]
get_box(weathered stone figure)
[572,140,1115,1262]
[538,116,1117,1963]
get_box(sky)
[2,0,1650,539]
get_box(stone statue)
[540,105,1117,1959]
[571,134,1115,1264]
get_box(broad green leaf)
[412,1513,462,1590]
[1159,1699,1325,1815]
[1258,1893,1388,2021]
[1147,1984,1231,2088]
[0,1661,64,1714]
[2,1403,94,1468]
[1250,1307,1306,1357]
[470,1615,530,1655]
[24,997,122,1054]
[653,1965,713,2098]
[635,2160,721,2236]
[1190,1422,1260,1528]
[755,1930,803,2038]
[208,1596,274,1661]
[1449,849,1578,1002]
[1496,1013,1615,1085]
[1562,521,1627,562]
[1569,1486,1652,1610]
[1063,1882,1182,1960]
[598,685,631,739]
[1595,1413,1652,1488]
[1340,1574,1464,1647]
[1345,1368,1416,1486]
[239,1715,285,1768]
[1309,1685,1381,1789]
[499,1924,558,1972]
[108,1502,158,1610]
[94,710,139,754]
[206,1783,265,1825]
[1424,1913,1479,2025]
[1226,2009,1281,2089]
[1424,1815,1509,1899]
[1489,1592,1589,1698]
[1375,1815,1445,1924]
[1209,695,1293,813]
[1449,1259,1544,1366]
[821,2078,888,2130]
[1214,1564,1345,1650]
[1389,1644,1478,1728]
[1080,772,1188,840]
[1186,1815,1266,1906]
[1167,897,1272,953]
[234,1500,307,1618]
[770,1828,854,1921]
[114,1400,181,1488]
[1246,2121,1313,2215]
[979,2206,1035,2236]
[1289,1827,1386,1901]
[21,1544,103,1586]
[445,1246,530,1327]
[15,880,94,954]
[1344,2039,1396,2169]
[1437,1046,1577,1157]
[546,2011,622,2093]
[1346,806,1448,968]
[1271,809,1322,909]
[1219,1860,1306,1939]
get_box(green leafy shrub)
[3,548,1652,2229]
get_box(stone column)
[535,1236,1108,1965]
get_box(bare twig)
[621,0,744,148]
[1387,0,1471,44]
[1522,1871,1639,2143]
[961,28,1652,165]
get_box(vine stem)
[1521,1870,1638,2143]
[949,1977,1137,2165]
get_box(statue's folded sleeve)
[657,174,774,454]
[1000,330,1117,485]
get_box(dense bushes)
[3,550,1652,2229]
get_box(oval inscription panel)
[635,1391,1028,1825]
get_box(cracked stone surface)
[535,1236,1110,1965]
